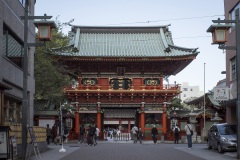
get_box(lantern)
[207,24,232,44]
[33,20,56,41]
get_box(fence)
[3,123,47,144]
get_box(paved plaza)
[30,141,237,160]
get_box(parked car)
[207,123,237,153]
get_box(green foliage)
[170,97,183,110]
[34,21,71,104]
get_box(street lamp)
[34,20,56,41]
[59,103,66,152]
[21,1,55,159]
[207,8,240,159]
[203,63,206,137]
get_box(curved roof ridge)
[169,44,199,52]
[71,24,171,29]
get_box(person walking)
[52,124,58,143]
[87,124,96,146]
[95,127,100,145]
[151,125,158,144]
[79,124,85,143]
[46,124,52,145]
[185,120,193,149]
[63,124,69,143]
[138,128,143,144]
[173,124,180,144]
[131,125,138,144]
[87,125,93,146]
[91,124,97,146]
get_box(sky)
[35,0,225,93]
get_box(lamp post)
[59,103,66,152]
[21,1,55,159]
[207,8,240,159]
[203,63,206,137]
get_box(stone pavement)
[29,140,238,160]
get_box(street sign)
[213,87,230,101]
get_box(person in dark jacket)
[52,124,58,143]
[46,124,52,145]
[91,124,97,146]
[151,125,158,144]
[138,128,143,144]
[87,125,94,146]
[62,124,69,143]
[173,124,180,144]
[79,124,85,143]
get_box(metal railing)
[114,133,131,141]
[103,132,131,141]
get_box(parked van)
[207,123,237,153]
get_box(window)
[183,88,188,91]
[229,3,240,31]
[218,125,236,135]
[3,26,24,68]
[230,57,236,81]
[117,67,125,77]
[19,0,26,5]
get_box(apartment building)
[179,82,203,102]
[0,0,36,125]
[222,0,239,123]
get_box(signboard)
[10,136,17,155]
[26,126,41,159]
[213,87,230,101]
[109,78,131,90]
[82,78,98,85]
[0,126,10,159]
[144,78,160,86]
[27,126,38,147]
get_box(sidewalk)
[30,143,80,160]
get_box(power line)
[106,15,224,26]
[62,15,220,40]
[174,36,211,40]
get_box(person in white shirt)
[184,120,193,149]
[131,125,138,143]
[94,127,100,144]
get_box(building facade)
[51,25,199,140]
[179,82,203,102]
[223,0,239,123]
[0,0,36,125]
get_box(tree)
[170,97,183,110]
[34,20,71,104]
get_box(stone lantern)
[211,112,223,124]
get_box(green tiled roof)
[207,94,221,107]
[185,94,221,108]
[169,110,190,118]
[55,26,199,57]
